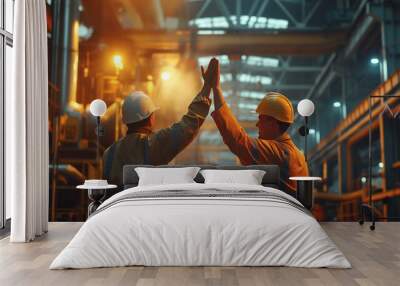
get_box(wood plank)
[0,222,399,286]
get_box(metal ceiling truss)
[289,0,380,140]
[191,0,326,104]
[195,0,212,19]
[271,0,322,28]
[196,0,323,29]
[223,82,312,91]
[220,63,323,74]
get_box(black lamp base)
[87,189,107,216]
[296,180,314,210]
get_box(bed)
[50,165,351,269]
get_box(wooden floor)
[0,222,399,286]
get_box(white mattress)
[50,183,351,269]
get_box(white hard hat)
[122,91,159,124]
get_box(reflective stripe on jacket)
[211,103,308,193]
[103,89,211,185]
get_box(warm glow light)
[161,71,171,81]
[112,54,124,70]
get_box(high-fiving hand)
[201,58,220,89]
[201,57,224,110]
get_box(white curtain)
[7,0,49,242]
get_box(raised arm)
[210,63,274,165]
[211,86,258,164]
[147,59,219,165]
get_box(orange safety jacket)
[212,103,309,193]
[103,89,211,186]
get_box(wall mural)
[46,0,400,223]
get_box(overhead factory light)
[189,16,288,29]
[197,30,226,35]
[189,16,229,28]
[370,58,380,65]
[237,74,272,85]
[333,101,341,108]
[238,114,258,121]
[241,16,289,29]
[198,55,230,67]
[238,103,258,110]
[220,73,233,83]
[239,91,265,99]
[241,56,279,67]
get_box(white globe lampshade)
[90,99,107,117]
[297,99,315,117]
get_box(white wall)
[5,44,12,219]
[4,0,15,220]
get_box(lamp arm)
[304,116,308,162]
[95,116,101,178]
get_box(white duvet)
[50,183,351,269]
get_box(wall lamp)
[90,99,107,177]
[297,99,315,162]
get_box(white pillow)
[135,167,201,186]
[200,169,266,185]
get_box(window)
[1,0,14,230]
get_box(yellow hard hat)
[256,92,294,123]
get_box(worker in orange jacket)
[208,59,308,194]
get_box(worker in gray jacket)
[103,58,218,186]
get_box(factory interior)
[45,0,400,222]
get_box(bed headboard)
[122,164,281,189]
